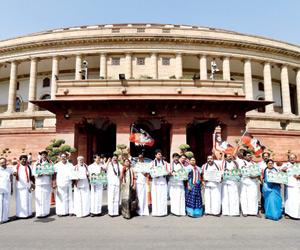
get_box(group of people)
[0,149,299,224]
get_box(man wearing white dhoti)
[14,155,34,219]
[73,156,90,218]
[169,153,186,216]
[88,154,106,216]
[0,158,13,223]
[281,153,300,219]
[202,155,222,216]
[135,154,149,216]
[221,154,240,216]
[151,149,168,216]
[33,151,53,218]
[53,153,74,216]
[239,152,259,216]
[107,154,121,216]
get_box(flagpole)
[233,129,248,156]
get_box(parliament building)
[0,23,299,163]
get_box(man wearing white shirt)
[53,153,74,216]
[14,155,35,219]
[88,154,106,216]
[73,156,90,217]
[281,153,300,219]
[202,155,222,216]
[169,153,186,216]
[107,154,121,216]
[151,149,169,217]
[33,151,53,218]
[0,157,13,223]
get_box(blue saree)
[263,168,283,221]
[185,166,203,217]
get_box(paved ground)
[1,190,300,250]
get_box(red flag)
[214,133,235,155]
[129,126,155,147]
[241,132,265,156]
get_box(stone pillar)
[7,61,18,113]
[200,55,207,80]
[222,57,230,81]
[263,62,274,113]
[99,53,107,79]
[75,54,82,80]
[281,65,291,114]
[170,121,187,159]
[51,56,59,99]
[125,53,132,79]
[27,58,38,112]
[244,59,253,100]
[175,53,183,79]
[116,119,130,148]
[150,53,158,79]
[296,68,300,115]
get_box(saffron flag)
[214,133,235,155]
[129,125,155,147]
[240,132,265,156]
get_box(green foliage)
[179,144,190,151]
[117,144,127,150]
[45,139,76,163]
[185,151,194,159]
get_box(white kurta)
[221,160,240,216]
[136,172,149,216]
[239,160,259,215]
[169,162,185,216]
[15,164,33,218]
[283,162,300,218]
[202,162,222,215]
[0,167,12,223]
[88,162,105,215]
[151,159,168,216]
[54,161,74,216]
[73,164,90,217]
[33,160,52,217]
[107,162,121,216]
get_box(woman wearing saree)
[261,159,283,221]
[120,158,137,219]
[185,157,203,218]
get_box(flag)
[241,132,265,156]
[214,133,235,155]
[129,125,155,147]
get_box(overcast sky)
[0,0,299,45]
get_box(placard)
[223,169,241,182]
[133,162,151,173]
[241,164,261,177]
[35,163,55,175]
[267,171,288,185]
[172,168,189,181]
[287,164,300,176]
[203,170,222,183]
[150,167,169,178]
[89,172,108,185]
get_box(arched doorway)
[75,118,116,164]
[130,118,171,161]
[186,119,218,165]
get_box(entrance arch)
[186,119,218,165]
[130,118,171,161]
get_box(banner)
[241,132,265,156]
[203,170,222,183]
[35,162,55,175]
[214,132,235,155]
[129,124,155,146]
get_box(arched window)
[15,96,22,112]
[43,77,50,88]
[39,94,51,111]
[257,96,265,113]
[258,82,264,91]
